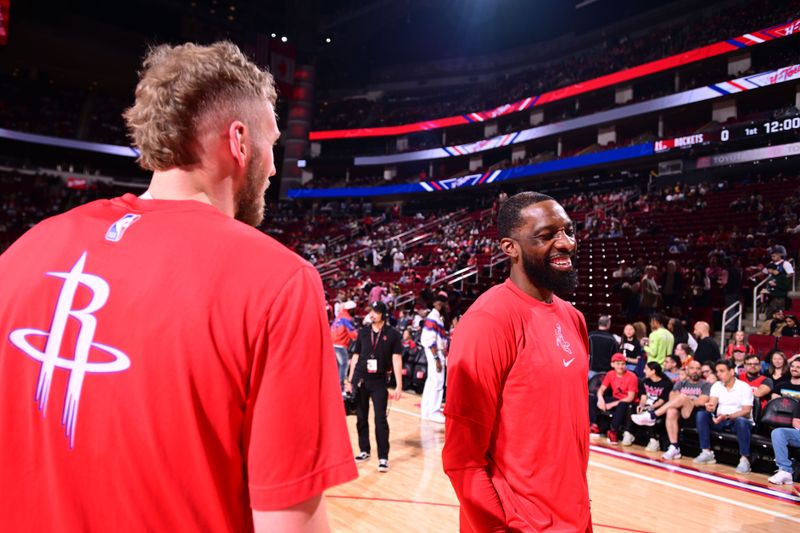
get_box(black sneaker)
[377,459,389,473]
[355,452,370,463]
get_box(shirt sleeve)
[601,372,612,389]
[741,382,755,407]
[710,381,722,399]
[351,329,363,355]
[442,311,516,532]
[659,380,673,401]
[245,265,358,510]
[391,330,403,355]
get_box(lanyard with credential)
[367,326,383,374]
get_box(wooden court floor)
[326,393,800,532]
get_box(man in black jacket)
[589,315,618,378]
[692,321,720,364]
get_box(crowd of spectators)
[313,0,800,131]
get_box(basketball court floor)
[326,394,800,532]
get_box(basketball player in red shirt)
[443,191,592,532]
[0,42,356,532]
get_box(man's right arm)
[443,312,513,532]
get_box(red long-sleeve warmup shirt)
[443,279,592,532]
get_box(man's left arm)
[391,332,404,400]
[247,266,357,514]
[755,378,773,399]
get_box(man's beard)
[521,249,579,296]
[234,144,267,227]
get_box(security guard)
[345,301,403,472]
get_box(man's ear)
[228,121,248,168]
[500,237,518,259]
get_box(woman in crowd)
[781,315,800,337]
[620,323,645,377]
[668,318,696,352]
[701,362,718,384]
[725,330,755,358]
[766,350,790,385]
[632,362,673,452]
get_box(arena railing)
[720,301,743,355]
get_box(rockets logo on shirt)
[9,252,131,448]
[555,323,572,355]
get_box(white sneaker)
[768,470,794,485]
[735,457,751,474]
[425,412,446,424]
[621,431,635,446]
[645,438,660,452]
[662,445,682,460]
[693,450,716,464]
[377,459,389,473]
[631,412,656,427]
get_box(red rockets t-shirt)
[601,370,640,401]
[0,195,357,532]
[443,278,592,532]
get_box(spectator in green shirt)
[643,313,674,367]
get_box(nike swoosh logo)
[563,358,575,368]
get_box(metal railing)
[487,252,508,278]
[432,266,478,291]
[447,267,479,291]
[393,291,416,309]
[720,300,742,355]
[751,277,770,328]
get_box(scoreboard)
[655,115,800,153]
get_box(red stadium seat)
[747,334,777,358]
[777,336,800,357]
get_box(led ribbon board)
[308,18,800,141]
[350,63,800,166]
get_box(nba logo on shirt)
[105,213,141,242]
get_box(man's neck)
[509,269,553,303]
[792,377,800,385]
[371,321,384,332]
[148,166,236,218]
[724,377,736,388]
[615,370,626,377]
[746,372,760,381]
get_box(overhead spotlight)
[271,33,276,38]
[325,37,332,43]
[281,36,288,42]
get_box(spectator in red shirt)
[590,353,639,444]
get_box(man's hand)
[705,401,716,412]
[344,381,352,394]
[597,398,607,411]
[435,359,443,373]
[712,414,726,424]
[392,387,402,401]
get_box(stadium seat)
[748,334,777,358]
[777,337,800,357]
